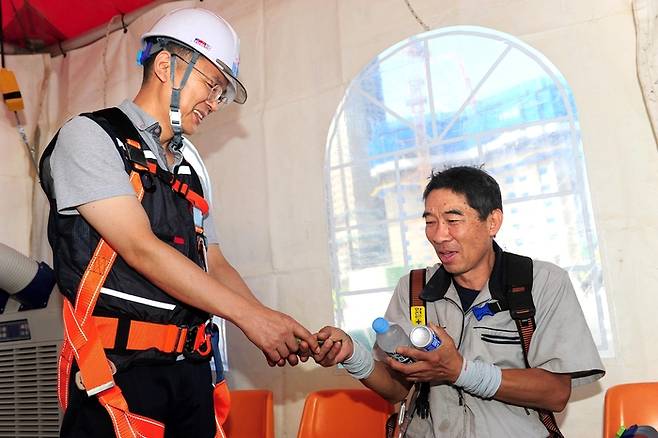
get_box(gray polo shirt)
[380,257,605,438]
[49,99,219,245]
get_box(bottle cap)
[372,317,390,334]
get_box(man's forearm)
[495,368,571,412]
[121,233,257,324]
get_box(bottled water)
[372,317,413,364]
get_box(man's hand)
[240,306,319,367]
[311,326,354,367]
[387,323,463,383]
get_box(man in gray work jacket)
[312,165,604,437]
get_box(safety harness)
[39,108,229,438]
[408,250,564,438]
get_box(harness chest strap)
[124,137,209,217]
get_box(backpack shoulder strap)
[409,268,427,326]
[503,252,535,325]
[502,252,535,366]
[408,268,431,420]
[83,107,150,172]
[503,252,564,438]
[87,107,142,144]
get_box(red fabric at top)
[1,0,158,50]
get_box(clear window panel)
[328,110,352,166]
[329,167,348,229]
[498,194,594,268]
[482,123,581,199]
[365,38,432,129]
[427,33,508,140]
[445,47,570,139]
[345,88,418,164]
[333,224,405,293]
[396,151,432,219]
[403,218,437,269]
[428,138,480,169]
[337,291,394,347]
[344,160,394,226]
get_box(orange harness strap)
[58,171,165,437]
[92,316,204,354]
[137,158,209,216]
[57,169,226,437]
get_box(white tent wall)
[0,53,50,258]
[1,0,656,436]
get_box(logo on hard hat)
[194,38,212,51]
[232,58,240,77]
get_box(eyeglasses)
[172,54,229,105]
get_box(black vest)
[40,107,209,365]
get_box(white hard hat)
[141,8,247,104]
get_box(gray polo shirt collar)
[118,99,183,171]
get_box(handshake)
[263,325,355,368]
[241,305,359,368]
[244,307,455,375]
[301,326,356,368]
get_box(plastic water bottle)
[372,317,413,364]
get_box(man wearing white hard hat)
[39,8,318,438]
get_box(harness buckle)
[183,323,213,361]
[125,142,149,170]
[183,324,198,352]
[74,359,117,395]
[510,307,536,321]
[473,303,495,321]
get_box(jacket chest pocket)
[467,314,526,368]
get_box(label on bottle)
[387,351,413,364]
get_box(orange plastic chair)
[224,389,274,438]
[603,382,658,437]
[297,389,394,438]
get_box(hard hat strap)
[168,51,199,151]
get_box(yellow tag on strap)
[411,306,426,326]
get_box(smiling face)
[174,55,229,135]
[138,48,232,144]
[423,188,502,289]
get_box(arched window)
[325,26,613,356]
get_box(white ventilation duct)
[0,243,62,436]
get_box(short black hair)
[141,40,194,84]
[423,165,502,221]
